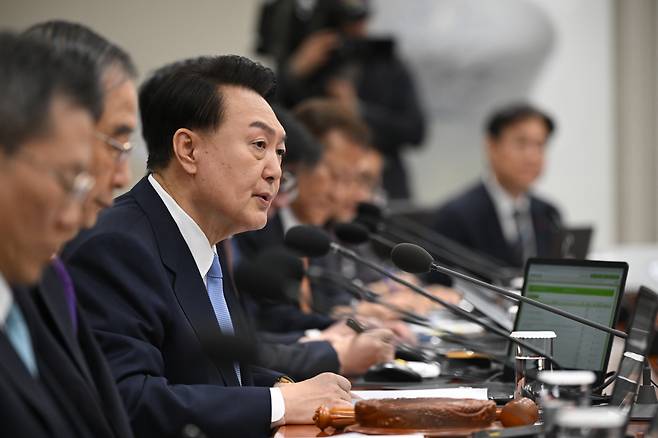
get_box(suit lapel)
[0,329,62,429]
[131,177,240,387]
[35,265,95,387]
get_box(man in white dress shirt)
[63,54,352,438]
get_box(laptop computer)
[549,227,594,259]
[509,258,628,385]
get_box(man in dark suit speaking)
[63,55,352,438]
[433,103,561,270]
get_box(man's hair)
[139,55,276,171]
[486,103,555,139]
[0,32,102,155]
[272,104,322,168]
[293,98,371,147]
[25,20,138,88]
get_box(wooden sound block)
[346,422,502,436]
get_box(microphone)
[285,225,332,257]
[305,265,431,327]
[390,243,628,339]
[334,221,397,250]
[234,253,302,305]
[284,225,562,366]
[355,203,519,282]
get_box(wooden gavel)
[313,398,538,431]
[313,405,356,431]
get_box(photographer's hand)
[289,30,339,78]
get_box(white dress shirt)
[279,207,302,235]
[0,272,13,327]
[148,174,285,425]
[482,174,537,254]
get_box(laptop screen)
[513,259,628,374]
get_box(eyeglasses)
[94,131,133,163]
[16,152,96,203]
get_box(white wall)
[527,0,616,251]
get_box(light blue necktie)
[207,253,242,385]
[4,302,38,377]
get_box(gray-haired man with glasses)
[0,31,103,438]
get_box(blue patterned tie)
[5,302,38,376]
[207,253,241,385]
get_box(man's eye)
[277,148,286,157]
[254,141,266,149]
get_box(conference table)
[274,422,651,437]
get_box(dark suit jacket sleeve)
[254,302,335,335]
[66,232,272,438]
[256,341,339,381]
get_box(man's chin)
[241,212,269,233]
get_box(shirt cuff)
[270,387,285,427]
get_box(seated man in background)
[0,31,103,437]
[293,98,382,312]
[235,104,395,378]
[433,103,560,270]
[63,54,353,438]
[238,99,418,340]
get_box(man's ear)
[172,128,199,175]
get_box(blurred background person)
[433,103,560,270]
[24,20,139,438]
[256,0,426,201]
[0,31,102,438]
[235,105,395,380]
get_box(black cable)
[592,371,617,394]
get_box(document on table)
[337,434,424,438]
[351,387,488,400]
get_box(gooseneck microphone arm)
[324,242,561,366]
[306,266,431,326]
[356,203,518,281]
[391,243,628,339]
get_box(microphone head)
[234,260,296,303]
[256,247,305,281]
[334,222,370,245]
[284,225,331,257]
[391,243,434,274]
[357,202,383,219]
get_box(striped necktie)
[206,253,241,385]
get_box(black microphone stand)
[325,242,562,367]
[408,247,627,339]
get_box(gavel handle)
[313,405,356,431]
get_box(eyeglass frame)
[14,150,96,203]
[94,131,133,163]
